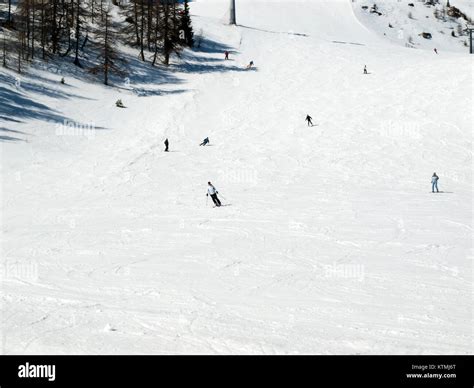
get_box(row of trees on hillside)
[0,0,194,84]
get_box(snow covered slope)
[0,0,472,354]
[353,0,473,52]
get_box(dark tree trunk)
[73,0,81,66]
[139,0,145,61]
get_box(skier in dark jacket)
[164,138,169,152]
[200,137,210,146]
[305,114,313,127]
[431,173,439,193]
[224,51,229,60]
[364,65,368,74]
[206,182,221,207]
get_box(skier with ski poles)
[431,172,440,193]
[305,114,313,127]
[200,137,210,146]
[206,182,222,207]
[164,138,169,152]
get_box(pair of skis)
[206,195,226,208]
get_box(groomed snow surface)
[0,0,472,354]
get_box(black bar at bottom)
[0,355,472,387]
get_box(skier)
[305,114,313,127]
[224,51,229,60]
[431,172,439,193]
[434,48,438,54]
[164,138,169,152]
[206,182,222,207]
[246,60,254,69]
[363,65,368,75]
[200,137,210,146]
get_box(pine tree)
[89,4,125,85]
[151,0,161,66]
[121,2,137,48]
[161,1,183,65]
[3,0,195,74]
[73,0,88,67]
[121,0,148,60]
[7,0,12,24]
[180,0,194,48]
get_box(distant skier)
[305,114,313,127]
[206,182,222,207]
[200,137,210,146]
[224,51,229,60]
[434,48,438,54]
[431,173,439,193]
[164,138,169,152]
[246,60,254,69]
[363,65,368,74]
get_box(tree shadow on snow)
[0,135,25,142]
[0,84,71,123]
[119,51,185,87]
[0,127,29,136]
[0,73,102,131]
[132,88,190,97]
[1,70,95,101]
[172,61,252,74]
[194,37,238,55]
[238,25,309,38]
[116,37,246,92]
[0,115,22,123]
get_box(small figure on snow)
[363,65,368,74]
[431,172,439,193]
[305,114,313,127]
[164,138,169,152]
[246,60,254,69]
[116,99,125,108]
[224,51,229,60]
[200,137,210,146]
[434,48,438,54]
[60,77,65,84]
[207,182,222,207]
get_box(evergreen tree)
[73,0,89,67]
[180,0,194,48]
[161,0,183,65]
[89,3,124,85]
[2,0,195,78]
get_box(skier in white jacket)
[206,182,222,207]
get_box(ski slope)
[0,0,472,355]
[354,0,474,52]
